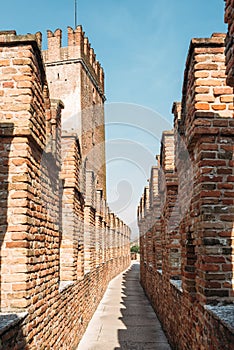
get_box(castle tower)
[43,26,106,197]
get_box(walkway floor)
[77,262,171,350]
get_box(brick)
[211,71,226,78]
[12,58,32,65]
[195,63,218,70]
[196,79,222,86]
[195,102,210,110]
[220,95,234,102]
[3,82,14,88]
[222,264,232,272]
[0,59,10,66]
[213,87,233,95]
[195,87,210,93]
[211,104,227,110]
[194,71,209,78]
[195,94,215,102]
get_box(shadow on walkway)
[77,262,171,350]
[115,263,171,350]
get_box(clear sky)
[0,1,227,238]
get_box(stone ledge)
[170,279,183,293]
[205,304,234,333]
[59,281,75,293]
[0,312,28,336]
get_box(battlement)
[43,26,104,94]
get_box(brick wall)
[0,30,130,349]
[138,33,234,350]
[225,0,234,87]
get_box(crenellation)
[138,26,234,350]
[44,26,104,95]
[0,26,130,349]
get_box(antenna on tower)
[75,0,78,28]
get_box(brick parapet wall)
[141,265,233,350]
[179,33,233,303]
[0,31,61,313]
[138,32,234,349]
[225,0,234,86]
[0,30,131,349]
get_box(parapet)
[43,26,104,94]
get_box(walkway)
[77,262,171,350]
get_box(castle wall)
[0,30,130,350]
[138,33,234,350]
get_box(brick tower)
[43,26,106,197]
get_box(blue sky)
[0,1,227,238]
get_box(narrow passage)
[77,262,171,350]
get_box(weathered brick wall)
[0,30,131,349]
[225,0,234,86]
[0,30,60,313]
[138,33,234,350]
[180,34,233,303]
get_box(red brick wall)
[0,30,130,350]
[138,33,234,350]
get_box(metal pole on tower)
[75,0,77,28]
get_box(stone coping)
[0,312,28,336]
[205,304,234,333]
[170,279,183,293]
[59,280,75,293]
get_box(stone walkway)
[77,262,171,350]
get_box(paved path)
[77,262,171,350]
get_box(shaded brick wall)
[0,30,131,349]
[138,33,234,350]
